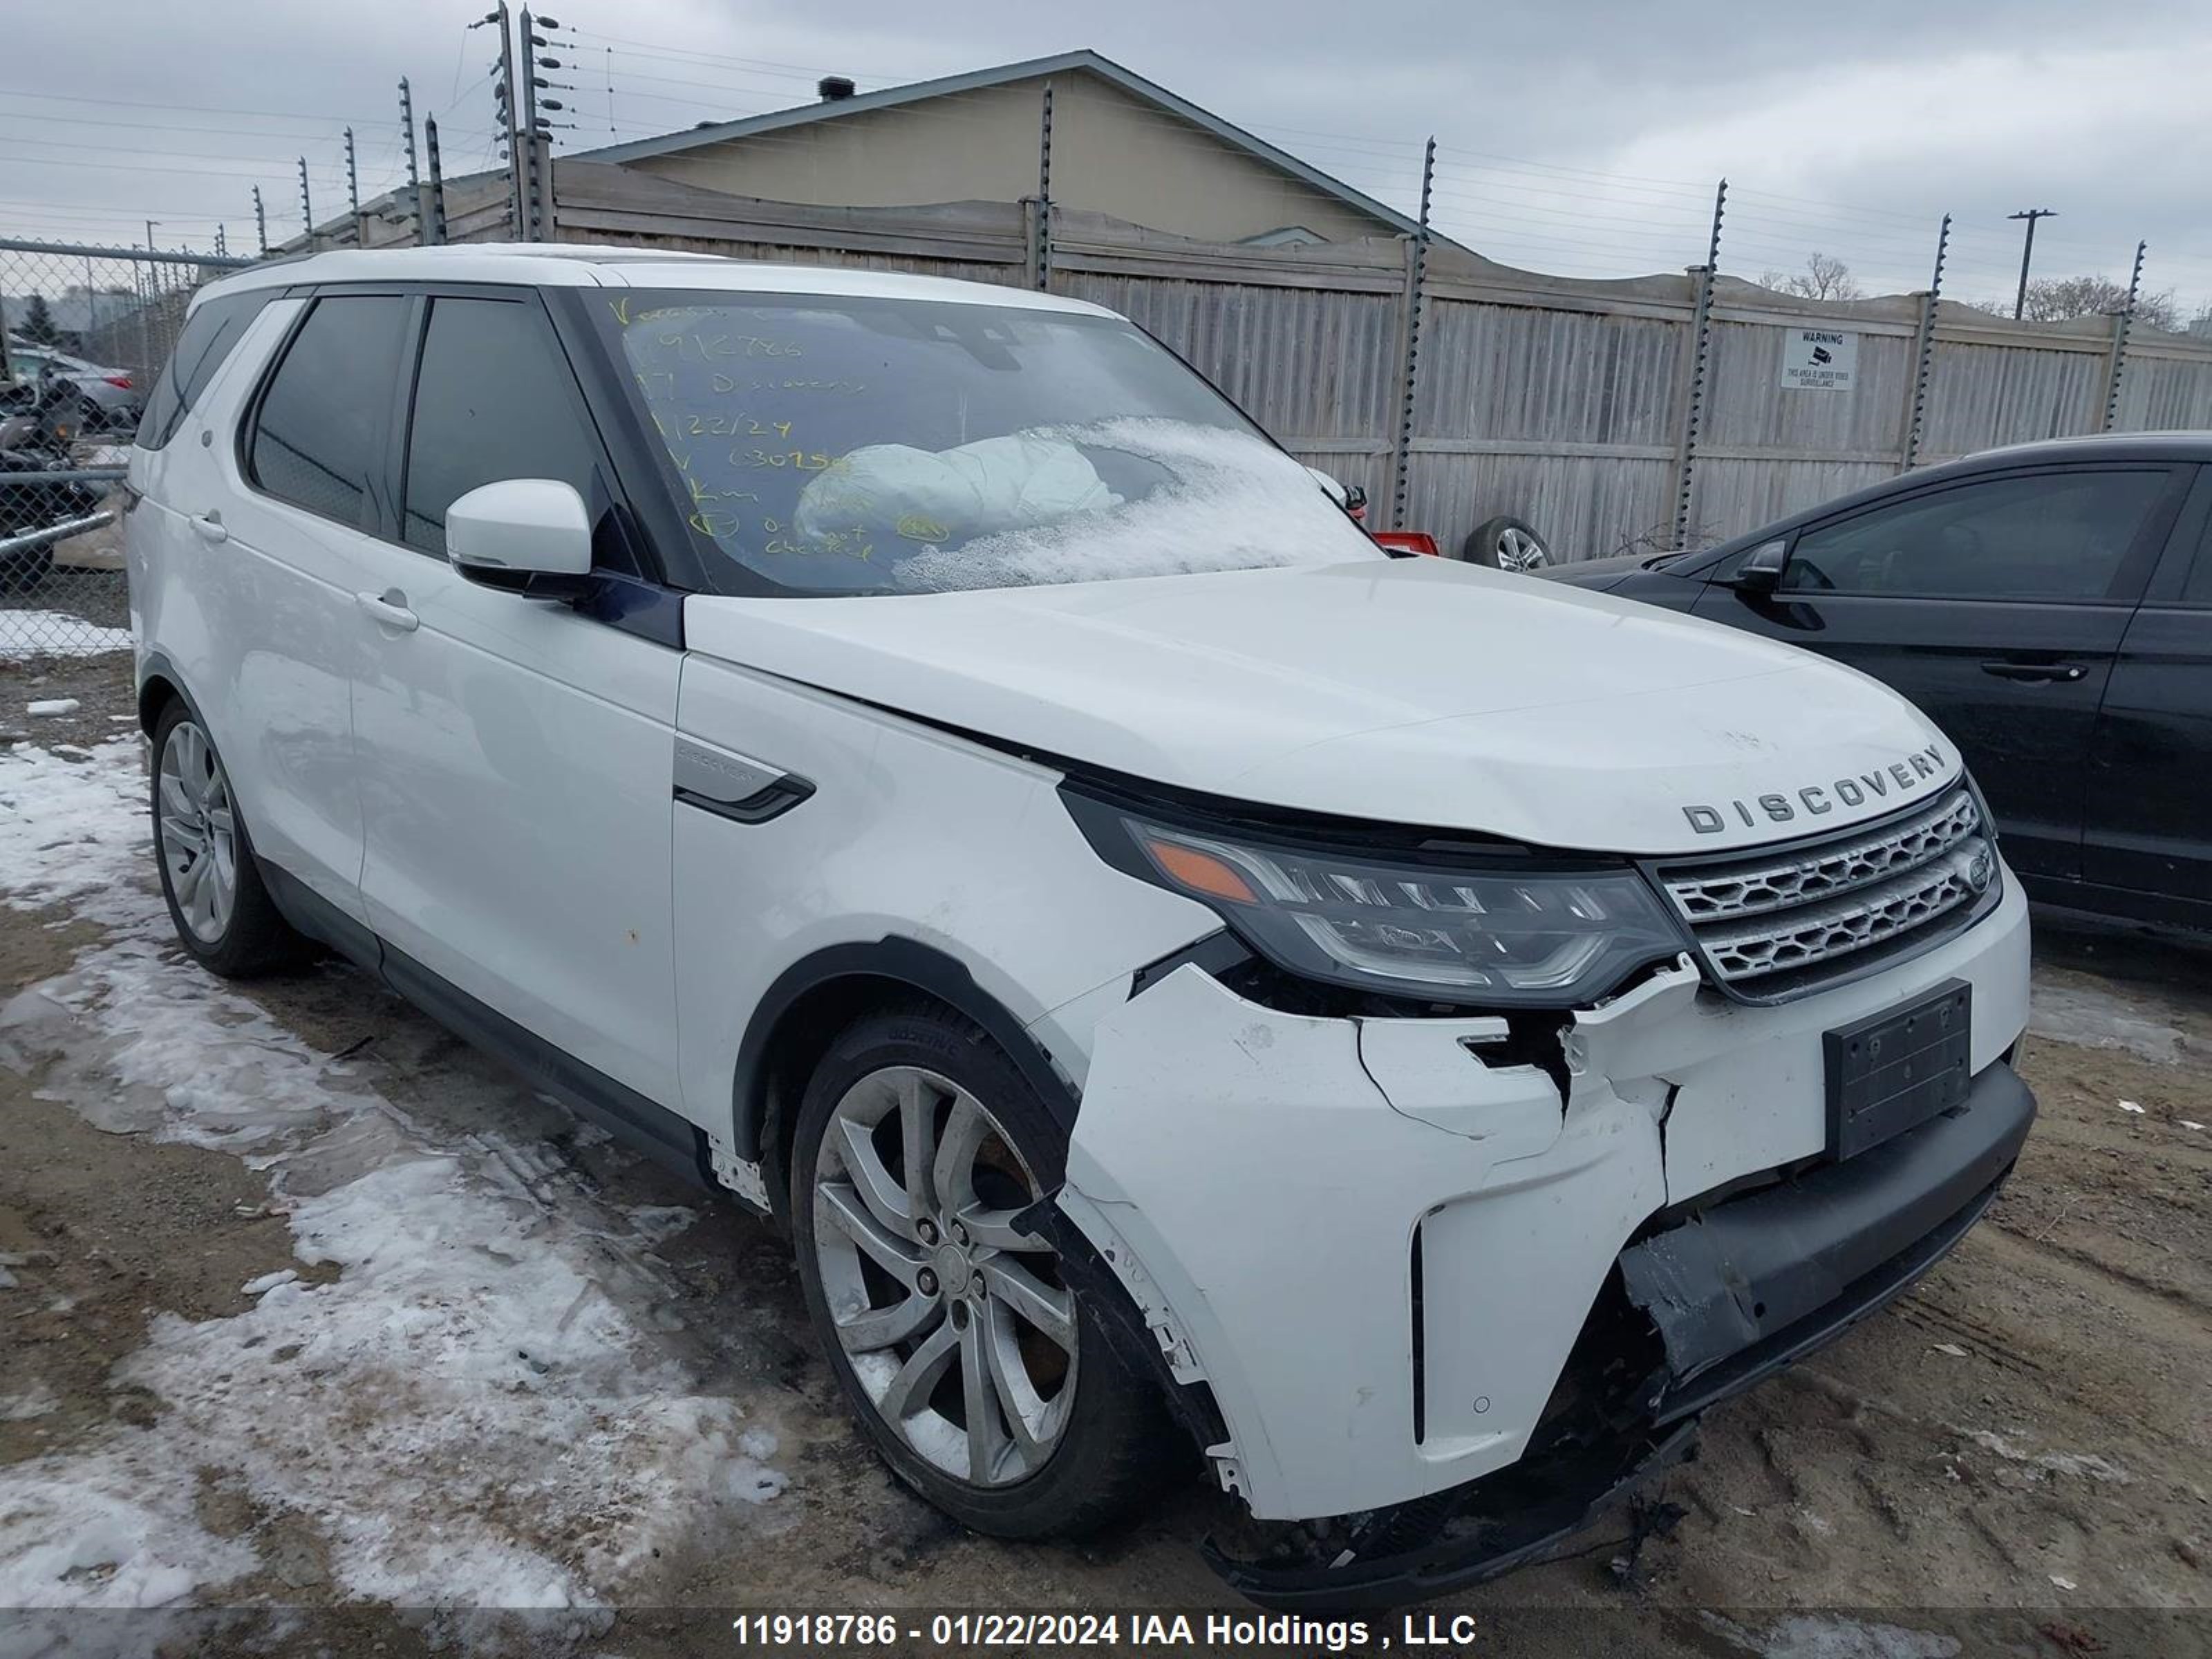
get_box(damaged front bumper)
[1051,874,2031,1602]
[1208,1056,2032,1609]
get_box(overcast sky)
[6,0,2209,315]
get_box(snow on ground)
[1705,1613,1962,1659]
[0,610,134,663]
[2029,976,2202,1067]
[0,740,789,1611]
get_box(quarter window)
[401,295,610,559]
[2180,513,2212,607]
[138,291,272,451]
[249,295,409,528]
[1781,469,2168,602]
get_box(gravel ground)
[1,653,2208,1658]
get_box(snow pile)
[0,736,147,924]
[0,609,134,662]
[0,741,790,1611]
[887,418,1380,593]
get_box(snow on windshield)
[800,418,1381,594]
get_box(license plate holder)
[1824,980,1972,1161]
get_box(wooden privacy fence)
[497,162,2212,560]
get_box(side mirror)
[446,478,594,599]
[1732,536,1789,594]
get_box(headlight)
[1071,795,1687,1007]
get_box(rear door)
[1691,465,2185,881]
[346,286,687,1109]
[181,291,413,926]
[2083,467,2212,910]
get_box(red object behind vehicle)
[1370,530,1441,556]
[104,375,133,389]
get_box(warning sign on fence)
[1779,328,1858,392]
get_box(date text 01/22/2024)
[725,1612,1488,1650]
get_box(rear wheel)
[150,702,313,978]
[1463,514,1551,572]
[790,1004,1181,1537]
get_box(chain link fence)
[1,237,252,663]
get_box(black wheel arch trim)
[135,649,204,738]
[731,937,1081,1170]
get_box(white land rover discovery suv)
[127,246,2033,1606]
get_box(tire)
[790,1002,1182,1539]
[149,700,315,979]
[1463,514,1551,572]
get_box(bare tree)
[1759,252,1864,302]
[1967,275,2183,332]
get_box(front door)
[2085,470,2212,911]
[347,289,686,1108]
[1692,465,2184,881]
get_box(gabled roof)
[568,48,1423,240]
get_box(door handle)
[189,512,227,544]
[354,589,420,633]
[1980,660,2086,683]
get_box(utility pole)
[423,116,449,245]
[399,77,423,243]
[1389,136,1435,532]
[1671,178,1727,550]
[344,126,362,245]
[298,156,315,250]
[2008,208,2056,320]
[1901,214,1950,471]
[252,186,268,256]
[1032,81,1053,291]
[2101,238,2148,432]
[215,223,228,258]
[139,221,160,320]
[520,8,543,240]
[482,2,525,238]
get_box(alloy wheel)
[158,718,238,944]
[811,1065,1078,1488]
[1496,526,1550,572]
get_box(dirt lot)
[1,649,2208,1658]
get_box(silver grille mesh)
[1660,786,1991,997]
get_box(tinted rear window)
[136,292,272,451]
[248,295,409,529]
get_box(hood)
[1531,552,1663,591]
[684,557,1960,856]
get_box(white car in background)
[126,245,2034,1606]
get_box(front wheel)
[790,1004,1181,1538]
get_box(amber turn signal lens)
[1143,838,1258,904]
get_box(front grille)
[1656,785,1994,1002]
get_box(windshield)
[588,289,1382,596]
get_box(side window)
[1781,469,2170,601]
[401,295,618,563]
[249,295,410,529]
[2181,510,2212,607]
[136,292,272,451]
